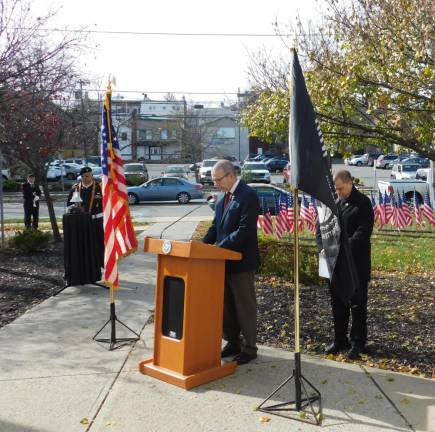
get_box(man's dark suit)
[317,185,374,348]
[203,180,261,356]
[22,181,41,229]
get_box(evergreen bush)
[9,229,51,253]
[2,179,21,192]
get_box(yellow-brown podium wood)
[139,237,242,389]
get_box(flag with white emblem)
[288,49,358,304]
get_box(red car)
[282,163,290,184]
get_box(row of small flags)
[257,193,318,239]
[257,190,435,238]
[371,190,434,229]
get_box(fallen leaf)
[400,398,411,405]
[80,418,89,425]
[259,415,271,423]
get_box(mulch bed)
[0,243,64,328]
[0,245,433,378]
[256,273,435,378]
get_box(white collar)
[229,179,240,195]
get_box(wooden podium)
[139,237,242,389]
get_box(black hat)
[80,166,92,175]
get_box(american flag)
[384,192,394,225]
[401,191,412,226]
[414,190,423,226]
[274,194,288,239]
[261,197,273,235]
[423,190,435,226]
[370,192,379,224]
[378,191,386,228]
[101,86,138,289]
[394,192,406,230]
[287,191,295,233]
[309,196,318,225]
[300,193,316,232]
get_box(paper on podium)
[319,254,330,279]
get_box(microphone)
[158,199,210,239]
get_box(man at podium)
[203,160,261,365]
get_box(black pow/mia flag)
[289,48,358,304]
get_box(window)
[121,132,127,141]
[215,127,235,139]
[162,178,181,186]
[138,129,153,140]
[171,129,177,139]
[148,179,161,187]
[160,129,168,140]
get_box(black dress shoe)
[221,343,241,358]
[233,352,257,365]
[347,345,363,360]
[324,341,351,355]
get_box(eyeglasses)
[212,172,229,183]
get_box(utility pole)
[78,80,90,158]
[0,149,4,248]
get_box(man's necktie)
[223,192,231,208]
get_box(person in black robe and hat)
[67,166,104,268]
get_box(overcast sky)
[32,0,324,104]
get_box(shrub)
[8,229,51,253]
[2,179,21,192]
[258,235,319,285]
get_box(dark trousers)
[223,270,257,356]
[330,279,368,347]
[24,204,39,229]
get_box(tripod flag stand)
[93,287,140,350]
[256,188,322,425]
[92,81,140,350]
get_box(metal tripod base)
[257,353,322,426]
[93,302,140,351]
[53,281,109,296]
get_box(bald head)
[213,160,236,176]
[333,169,353,200]
[212,159,237,192]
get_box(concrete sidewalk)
[0,220,433,432]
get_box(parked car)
[265,157,289,172]
[283,162,290,184]
[378,179,429,203]
[390,163,421,180]
[59,163,82,180]
[347,154,368,166]
[1,168,10,180]
[46,166,64,181]
[199,159,218,184]
[164,165,189,179]
[207,183,291,215]
[241,162,271,183]
[127,177,203,204]
[366,152,382,166]
[376,154,398,169]
[402,157,430,168]
[124,162,149,186]
[253,154,271,161]
[416,167,430,181]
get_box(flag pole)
[92,81,140,351]
[293,188,302,410]
[257,188,322,424]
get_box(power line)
[9,27,303,38]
